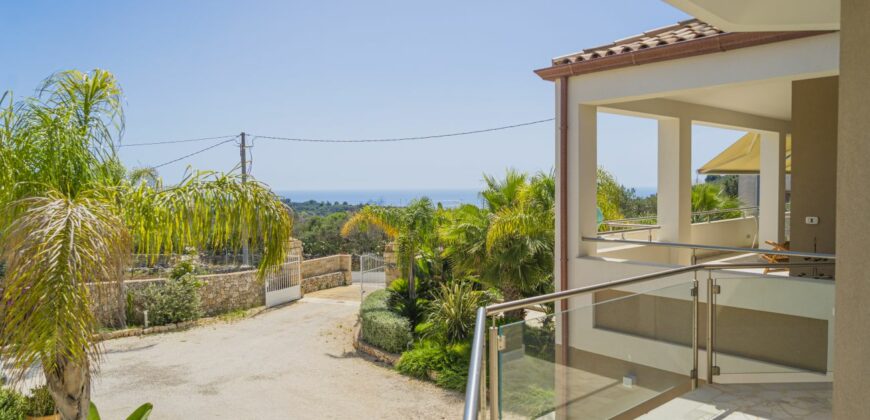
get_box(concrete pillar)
[576,104,598,259]
[759,131,786,248]
[834,0,870,416]
[657,117,692,264]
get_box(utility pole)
[240,132,250,266]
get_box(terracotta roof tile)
[552,19,724,65]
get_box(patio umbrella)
[697,132,792,175]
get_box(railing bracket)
[690,369,698,380]
[712,284,721,294]
[712,366,721,376]
[690,286,698,297]
[497,334,506,351]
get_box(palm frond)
[0,191,130,383]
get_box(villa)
[464,0,868,419]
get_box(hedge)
[360,290,412,354]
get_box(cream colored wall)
[834,0,870,417]
[790,77,838,277]
[690,217,757,255]
[567,257,834,383]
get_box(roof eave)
[534,30,833,82]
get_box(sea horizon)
[276,186,657,207]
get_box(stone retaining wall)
[94,251,352,327]
[302,254,351,282]
[302,272,350,293]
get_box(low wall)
[302,272,349,293]
[94,252,352,327]
[302,255,351,284]
[596,217,758,264]
[562,257,834,385]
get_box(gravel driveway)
[91,286,463,419]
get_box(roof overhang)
[664,0,840,32]
[535,31,829,81]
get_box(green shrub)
[25,386,55,417]
[360,290,412,354]
[386,278,428,327]
[395,342,445,379]
[426,280,490,343]
[396,340,472,392]
[136,272,203,326]
[0,388,26,420]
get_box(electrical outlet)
[806,216,819,225]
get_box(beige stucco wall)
[790,77,838,277]
[834,0,870,417]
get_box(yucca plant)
[0,70,292,419]
[426,280,491,343]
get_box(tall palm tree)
[0,70,292,419]
[441,170,555,320]
[341,198,435,297]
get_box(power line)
[250,118,554,143]
[120,135,238,147]
[152,137,238,169]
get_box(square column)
[575,104,598,259]
[759,131,786,248]
[657,117,692,264]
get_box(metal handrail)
[582,236,836,260]
[602,206,759,225]
[462,259,836,420]
[463,306,487,420]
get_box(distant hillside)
[283,199,364,218]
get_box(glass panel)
[497,281,695,419]
[713,275,834,378]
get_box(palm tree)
[691,183,741,222]
[341,198,436,298]
[441,170,555,320]
[0,70,292,419]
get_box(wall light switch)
[806,216,819,225]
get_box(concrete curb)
[352,322,401,366]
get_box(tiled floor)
[640,382,832,419]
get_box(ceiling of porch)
[663,78,792,120]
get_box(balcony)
[463,257,835,419]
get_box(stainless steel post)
[488,326,499,420]
[692,277,699,390]
[706,270,714,384]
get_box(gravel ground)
[91,286,463,419]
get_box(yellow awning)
[697,132,792,175]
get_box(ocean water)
[276,189,482,207]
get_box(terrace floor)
[640,382,832,419]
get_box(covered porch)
[528,19,839,419]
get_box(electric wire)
[139,118,553,169]
[152,137,238,169]
[249,118,553,143]
[120,134,238,147]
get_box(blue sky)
[1,1,744,191]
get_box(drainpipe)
[556,76,570,419]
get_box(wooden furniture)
[762,240,790,274]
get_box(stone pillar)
[759,131,786,248]
[834,0,870,416]
[657,117,692,264]
[382,242,399,286]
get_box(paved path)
[91,286,463,419]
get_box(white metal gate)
[359,253,386,300]
[265,254,302,307]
